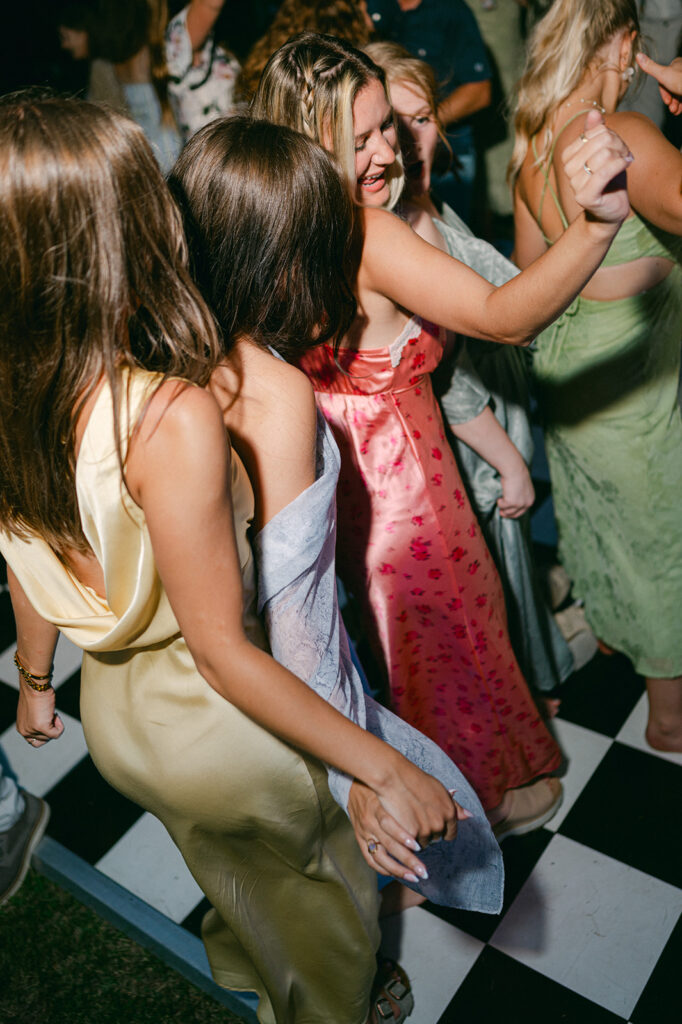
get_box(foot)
[380,880,427,918]
[490,777,563,843]
[0,790,50,905]
[367,960,414,1023]
[645,720,682,753]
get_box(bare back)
[515,109,680,298]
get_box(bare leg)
[380,880,427,917]
[645,676,682,752]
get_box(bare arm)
[9,567,63,747]
[437,80,491,128]
[361,109,631,345]
[185,0,225,52]
[606,110,682,235]
[450,406,534,518]
[126,383,459,854]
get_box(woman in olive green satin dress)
[511,0,682,752]
[0,96,463,1024]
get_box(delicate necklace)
[562,97,606,113]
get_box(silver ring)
[26,738,36,746]
[579,131,588,143]
[583,160,593,175]
[367,839,378,855]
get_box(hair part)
[0,94,221,553]
[170,116,359,362]
[509,0,640,183]
[252,31,404,210]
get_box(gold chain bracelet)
[14,651,54,692]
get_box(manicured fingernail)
[416,864,429,880]
[448,788,457,796]
[460,809,473,819]
[404,872,419,883]
[404,837,421,852]
[625,152,634,165]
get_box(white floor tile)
[380,905,484,1024]
[547,718,612,831]
[616,694,682,766]
[491,834,682,1019]
[96,812,203,923]
[0,634,82,691]
[0,712,88,797]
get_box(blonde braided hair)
[252,31,404,210]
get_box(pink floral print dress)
[299,316,561,809]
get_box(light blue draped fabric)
[434,204,574,693]
[254,411,503,914]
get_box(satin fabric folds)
[0,370,380,1024]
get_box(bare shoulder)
[139,379,224,445]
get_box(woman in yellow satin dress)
[0,96,461,1024]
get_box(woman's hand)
[498,460,535,519]
[374,757,469,849]
[16,682,64,748]
[637,53,682,115]
[348,773,471,881]
[562,108,632,226]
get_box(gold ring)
[583,160,593,175]
[367,839,378,855]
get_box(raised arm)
[361,110,631,345]
[607,109,682,235]
[185,0,225,52]
[125,382,461,862]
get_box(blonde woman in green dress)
[511,0,682,752]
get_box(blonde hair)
[252,31,404,210]
[509,0,640,183]
[364,40,449,149]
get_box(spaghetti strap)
[531,111,592,240]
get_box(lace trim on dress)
[388,316,423,368]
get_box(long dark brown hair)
[0,94,221,553]
[170,116,359,361]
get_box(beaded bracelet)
[14,651,54,692]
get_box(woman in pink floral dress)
[254,32,633,831]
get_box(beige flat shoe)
[493,777,563,843]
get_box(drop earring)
[622,65,635,82]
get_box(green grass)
[0,870,248,1024]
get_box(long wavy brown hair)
[0,95,221,554]
[238,0,372,101]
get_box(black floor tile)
[631,910,682,1024]
[555,652,644,737]
[424,827,553,943]
[45,755,143,864]
[558,742,682,888]
[0,592,16,654]
[181,896,212,938]
[437,945,626,1024]
[54,669,81,721]
[0,680,18,733]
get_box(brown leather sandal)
[369,959,414,1023]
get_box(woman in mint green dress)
[511,0,682,751]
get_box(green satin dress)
[530,132,682,677]
[0,369,379,1024]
